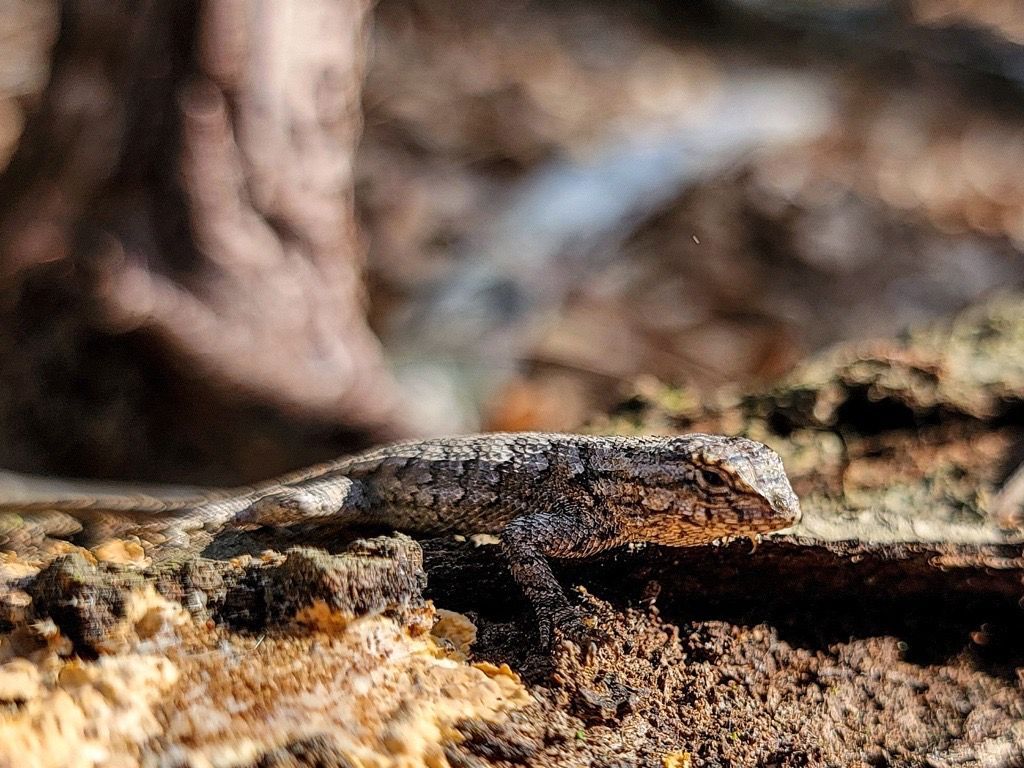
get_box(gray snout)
[772,490,802,525]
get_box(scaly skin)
[0,433,801,644]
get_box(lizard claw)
[559,637,599,664]
[547,607,606,659]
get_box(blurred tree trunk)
[0,0,410,483]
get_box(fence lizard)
[0,433,801,644]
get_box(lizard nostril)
[770,492,800,522]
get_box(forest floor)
[3,294,1024,767]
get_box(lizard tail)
[0,491,246,554]
[0,508,180,554]
[0,476,366,554]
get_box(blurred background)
[1,0,1023,484]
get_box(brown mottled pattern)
[0,433,800,644]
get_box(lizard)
[0,432,801,644]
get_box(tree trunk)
[0,0,409,483]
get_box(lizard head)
[593,433,801,546]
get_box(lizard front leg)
[501,502,620,647]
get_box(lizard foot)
[546,606,607,659]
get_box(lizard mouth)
[780,496,802,526]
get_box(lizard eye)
[700,469,727,489]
